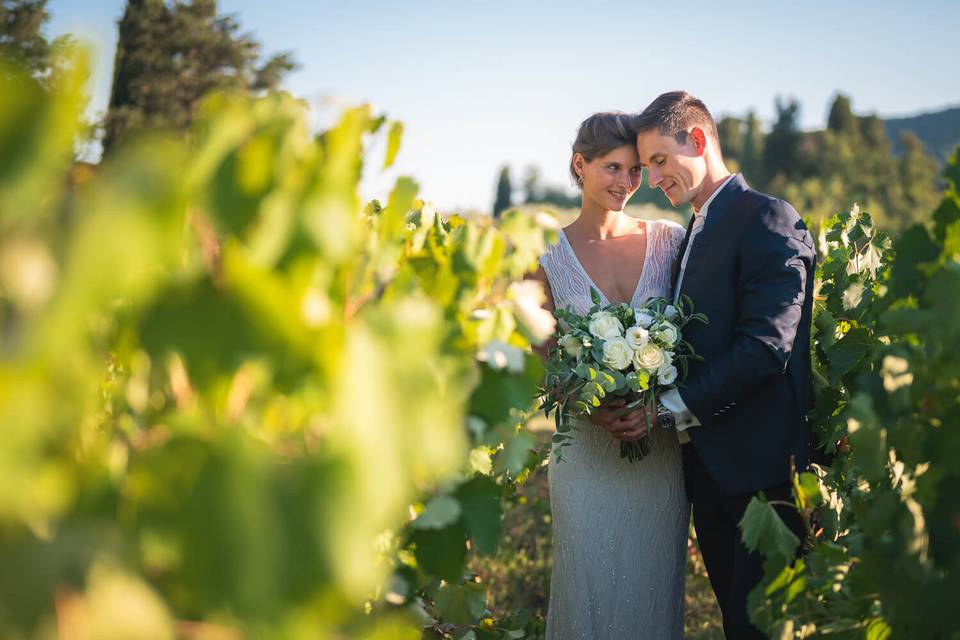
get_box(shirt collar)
[695,174,736,219]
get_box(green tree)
[763,97,804,190]
[0,0,73,82]
[493,165,512,218]
[716,115,743,172]
[826,93,857,135]
[740,111,765,185]
[898,130,940,214]
[103,0,296,152]
[1,0,48,74]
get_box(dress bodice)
[540,218,685,316]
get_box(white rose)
[559,333,583,359]
[633,343,666,372]
[601,337,633,370]
[653,323,679,347]
[635,311,655,329]
[508,280,557,345]
[657,363,678,385]
[625,325,649,350]
[664,305,679,321]
[477,340,525,373]
[588,311,624,340]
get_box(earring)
[577,174,583,186]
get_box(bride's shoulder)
[649,218,686,242]
[538,226,565,266]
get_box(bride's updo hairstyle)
[569,112,636,189]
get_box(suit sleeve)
[679,201,814,423]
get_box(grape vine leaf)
[434,582,487,625]
[411,495,462,530]
[827,327,873,384]
[841,281,866,310]
[383,121,403,170]
[493,431,534,477]
[739,495,800,568]
[455,476,502,555]
[410,522,468,582]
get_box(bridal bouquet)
[541,290,707,462]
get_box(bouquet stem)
[620,437,651,462]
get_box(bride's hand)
[589,398,654,441]
[619,400,658,442]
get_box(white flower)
[664,305,679,321]
[508,280,556,345]
[559,333,583,359]
[625,325,650,350]
[601,337,634,370]
[635,311,655,329]
[588,311,624,340]
[533,210,560,230]
[633,343,666,373]
[653,322,679,347]
[477,340,525,373]
[657,363,678,385]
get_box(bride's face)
[575,145,643,212]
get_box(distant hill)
[884,105,960,162]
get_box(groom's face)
[635,129,706,208]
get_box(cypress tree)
[763,97,803,185]
[827,94,857,135]
[103,0,296,152]
[492,166,512,219]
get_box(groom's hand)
[589,398,654,441]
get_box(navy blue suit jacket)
[674,174,816,495]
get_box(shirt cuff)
[660,388,701,442]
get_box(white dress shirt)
[661,174,736,443]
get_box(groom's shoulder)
[741,185,805,235]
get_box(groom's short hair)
[633,91,720,148]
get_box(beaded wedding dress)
[539,219,689,640]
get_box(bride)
[531,112,689,639]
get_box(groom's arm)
[676,201,814,425]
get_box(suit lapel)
[671,174,749,298]
[671,215,696,288]
[697,174,747,238]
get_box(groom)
[634,92,815,639]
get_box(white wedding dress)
[539,219,689,640]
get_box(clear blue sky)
[49,0,960,213]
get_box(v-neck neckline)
[560,220,653,307]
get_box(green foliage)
[0,55,558,637]
[739,495,800,572]
[716,94,944,231]
[742,155,960,637]
[0,0,75,83]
